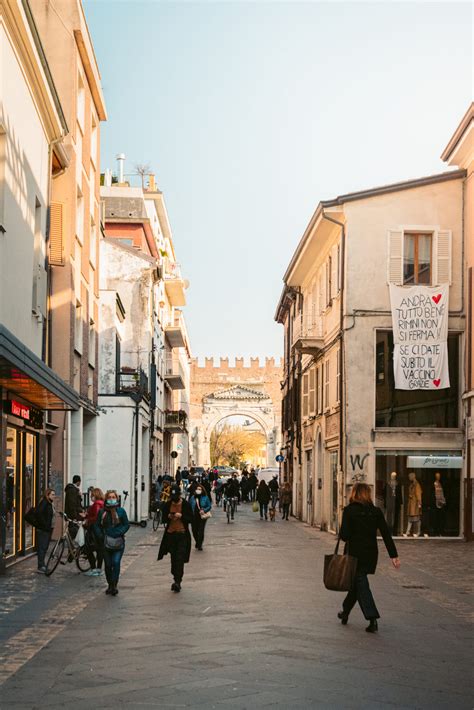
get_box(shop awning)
[0,326,79,410]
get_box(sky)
[84,0,472,362]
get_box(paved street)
[0,505,473,710]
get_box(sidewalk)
[0,505,472,709]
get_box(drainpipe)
[322,212,346,515]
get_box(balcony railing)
[164,410,187,432]
[292,314,324,351]
[117,367,150,400]
[164,309,186,348]
[163,356,186,390]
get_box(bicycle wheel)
[153,509,161,531]
[45,538,65,576]
[76,545,91,572]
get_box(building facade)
[277,169,467,538]
[30,0,107,499]
[441,103,474,540]
[0,0,78,569]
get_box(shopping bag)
[252,502,259,513]
[323,538,357,592]
[75,525,85,547]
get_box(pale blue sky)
[84,1,472,362]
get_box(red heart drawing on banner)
[432,294,442,304]
[433,379,441,387]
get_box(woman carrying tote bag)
[338,483,400,633]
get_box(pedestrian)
[256,480,271,520]
[84,487,105,576]
[240,473,249,503]
[268,475,279,509]
[248,470,258,501]
[189,484,212,551]
[64,474,85,537]
[157,484,193,593]
[99,490,130,596]
[280,482,292,520]
[175,467,182,485]
[35,488,56,573]
[214,478,224,506]
[338,483,400,633]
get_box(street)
[0,505,473,709]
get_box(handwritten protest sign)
[389,284,450,390]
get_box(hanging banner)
[389,284,450,390]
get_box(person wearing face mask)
[99,490,130,596]
[157,485,193,592]
[35,488,56,573]
[189,485,212,551]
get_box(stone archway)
[190,358,282,468]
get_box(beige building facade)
[30,0,107,496]
[277,168,467,538]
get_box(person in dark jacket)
[338,483,400,633]
[158,485,193,592]
[35,488,56,573]
[280,482,292,520]
[256,480,271,520]
[84,487,105,576]
[99,490,130,596]
[189,485,212,551]
[64,475,85,538]
[248,471,258,501]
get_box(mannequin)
[431,471,447,536]
[403,472,422,537]
[384,471,403,535]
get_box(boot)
[105,583,113,595]
[366,619,378,633]
[338,611,349,625]
[111,581,119,596]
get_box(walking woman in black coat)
[338,483,400,633]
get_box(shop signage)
[389,284,450,390]
[10,400,30,420]
[407,455,463,469]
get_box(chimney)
[148,173,156,191]
[104,168,112,187]
[116,153,125,183]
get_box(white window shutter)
[302,373,309,418]
[387,229,403,284]
[331,245,338,297]
[435,230,452,285]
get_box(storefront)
[375,450,463,538]
[0,326,78,571]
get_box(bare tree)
[134,163,152,189]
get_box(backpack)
[24,506,39,527]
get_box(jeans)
[271,493,278,508]
[259,502,268,518]
[282,503,290,520]
[342,572,380,620]
[167,532,187,584]
[103,547,124,585]
[191,516,207,548]
[249,489,256,501]
[37,529,52,568]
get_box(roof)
[441,103,474,163]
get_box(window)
[77,72,85,133]
[89,166,95,216]
[90,220,97,267]
[316,365,322,415]
[88,319,96,367]
[337,244,341,292]
[326,258,332,307]
[403,233,432,285]
[309,367,316,414]
[302,373,309,419]
[76,189,84,244]
[324,359,330,410]
[0,131,5,230]
[49,202,65,266]
[91,115,98,167]
[74,300,83,354]
[375,331,459,428]
[336,348,341,404]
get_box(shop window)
[403,233,432,285]
[375,451,462,537]
[375,331,459,428]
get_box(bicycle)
[45,513,91,576]
[224,496,238,524]
[152,504,162,531]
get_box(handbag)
[199,509,212,520]
[252,502,259,513]
[323,537,357,592]
[24,506,38,527]
[104,534,125,551]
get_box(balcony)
[164,309,186,349]
[292,315,324,354]
[163,259,186,307]
[164,355,186,390]
[117,367,150,400]
[164,409,187,433]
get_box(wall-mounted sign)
[11,399,30,420]
[276,454,284,463]
[407,455,463,469]
[5,400,43,429]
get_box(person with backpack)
[99,490,130,596]
[35,488,56,573]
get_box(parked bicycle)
[45,513,91,576]
[152,504,163,531]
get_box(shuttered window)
[302,372,309,419]
[324,359,330,410]
[49,202,65,266]
[387,228,452,286]
[331,244,338,298]
[309,367,316,414]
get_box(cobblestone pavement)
[0,506,472,709]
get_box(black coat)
[35,498,54,532]
[64,483,83,520]
[340,502,398,574]
[157,500,193,562]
